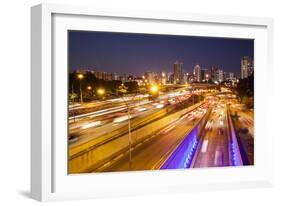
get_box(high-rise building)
[193,64,201,82]
[210,65,224,83]
[225,72,234,80]
[173,61,183,84]
[210,65,218,82]
[200,68,210,82]
[167,72,174,84]
[93,71,113,81]
[113,73,119,81]
[119,73,127,82]
[217,69,224,82]
[144,71,158,84]
[160,71,167,85]
[241,56,254,79]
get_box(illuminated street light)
[150,85,159,93]
[87,86,92,90]
[96,88,134,168]
[77,73,84,103]
[97,88,105,96]
[77,73,84,80]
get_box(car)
[69,133,79,143]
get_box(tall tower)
[241,56,254,79]
[173,61,183,84]
[193,64,201,82]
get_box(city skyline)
[68,30,254,173]
[68,31,254,76]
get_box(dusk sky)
[68,30,254,76]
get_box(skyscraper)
[210,65,218,82]
[217,69,224,82]
[160,71,167,85]
[241,56,254,79]
[173,61,183,84]
[201,68,210,82]
[193,64,201,82]
[225,72,234,80]
[167,72,174,84]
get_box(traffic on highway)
[68,84,254,174]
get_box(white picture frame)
[31,3,274,202]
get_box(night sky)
[68,30,254,76]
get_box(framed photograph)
[31,3,274,201]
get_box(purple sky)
[68,30,254,76]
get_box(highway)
[68,89,194,148]
[101,104,209,172]
[192,102,230,167]
[68,88,251,174]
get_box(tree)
[117,84,128,96]
[236,73,254,107]
[124,81,139,93]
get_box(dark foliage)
[236,73,254,103]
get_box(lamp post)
[96,87,136,168]
[77,73,84,104]
[192,87,195,125]
[87,86,92,98]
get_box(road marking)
[201,140,209,153]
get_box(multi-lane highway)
[102,104,209,172]
[192,102,231,168]
[68,88,252,174]
[68,88,194,148]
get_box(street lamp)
[77,73,84,104]
[96,88,134,168]
[150,85,159,94]
[87,86,93,98]
[97,88,105,96]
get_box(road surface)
[192,102,231,168]
[102,105,208,172]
